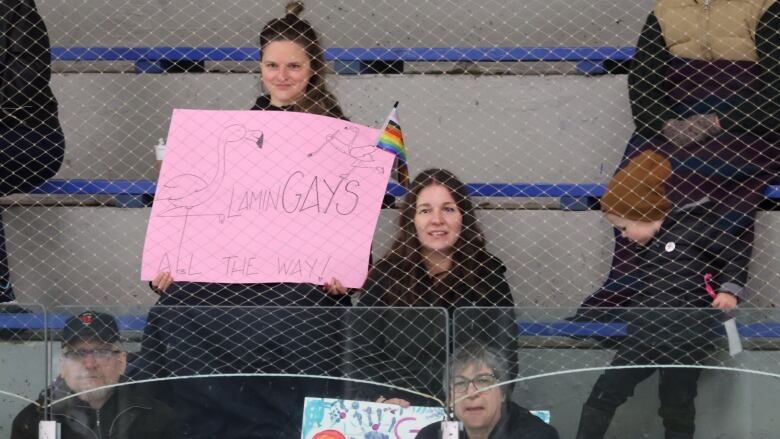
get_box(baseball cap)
[61,311,120,346]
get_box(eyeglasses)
[62,349,121,361]
[451,373,498,394]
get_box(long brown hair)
[376,168,491,306]
[259,2,345,119]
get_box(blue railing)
[51,46,635,63]
[51,46,636,74]
[3,312,780,338]
[28,179,780,202]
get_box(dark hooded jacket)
[11,376,180,439]
[617,198,750,356]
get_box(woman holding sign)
[136,3,357,438]
[149,2,352,295]
[150,1,348,297]
[345,169,518,406]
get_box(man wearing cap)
[11,311,179,439]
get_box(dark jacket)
[251,95,289,112]
[251,95,349,121]
[11,376,180,439]
[132,285,351,439]
[1,0,59,128]
[629,200,749,306]
[0,0,65,302]
[415,401,559,439]
[620,199,751,355]
[344,254,517,404]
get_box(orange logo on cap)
[79,313,94,325]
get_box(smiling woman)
[345,169,518,405]
[362,168,505,308]
[252,1,345,118]
[138,3,354,439]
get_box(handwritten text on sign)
[141,109,392,287]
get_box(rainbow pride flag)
[376,102,409,187]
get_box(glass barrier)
[0,304,48,438]
[3,305,779,437]
[455,307,780,438]
[43,305,447,439]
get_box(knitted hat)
[61,311,120,346]
[601,150,673,221]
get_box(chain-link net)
[1,0,779,437]
[455,307,780,437]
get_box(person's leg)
[0,124,65,303]
[658,368,701,439]
[575,366,656,439]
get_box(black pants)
[0,121,65,301]
[580,347,705,438]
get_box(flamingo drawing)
[157,124,263,273]
[307,126,385,178]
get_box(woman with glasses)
[416,343,559,439]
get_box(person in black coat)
[575,151,746,439]
[12,312,179,439]
[135,3,353,438]
[0,0,65,301]
[345,168,517,406]
[415,343,558,439]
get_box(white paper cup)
[154,142,166,161]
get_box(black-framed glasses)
[451,373,498,394]
[62,348,121,361]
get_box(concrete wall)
[5,207,779,309]
[50,73,634,182]
[39,0,654,48]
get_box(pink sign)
[141,109,393,288]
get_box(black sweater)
[344,254,517,404]
[415,401,559,439]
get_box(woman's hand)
[712,292,737,310]
[150,272,174,295]
[376,396,411,408]
[322,277,349,296]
